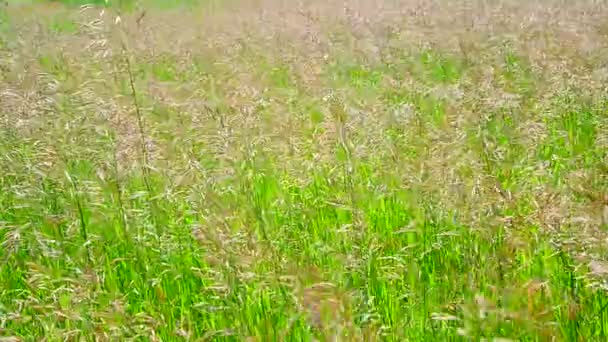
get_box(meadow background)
[0,0,607,340]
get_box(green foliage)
[418,49,463,83]
[1,1,607,340]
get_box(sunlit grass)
[1,0,607,340]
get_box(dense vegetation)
[1,0,607,340]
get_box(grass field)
[1,0,607,340]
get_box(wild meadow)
[0,0,607,340]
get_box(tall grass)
[1,0,607,340]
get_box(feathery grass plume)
[1,0,607,340]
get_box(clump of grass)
[1,0,607,340]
